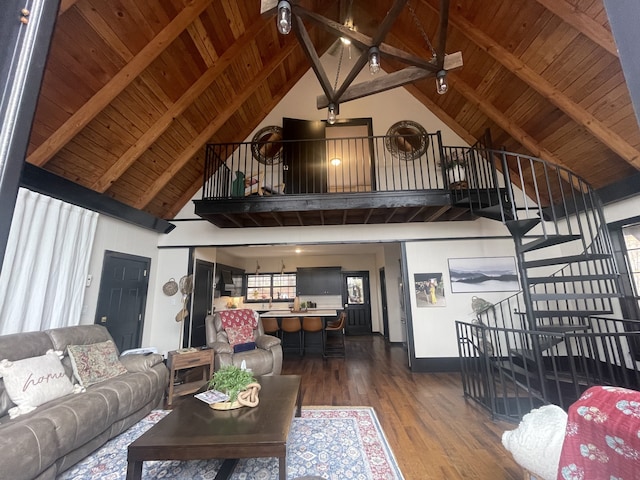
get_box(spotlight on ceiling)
[277,1,291,35]
[436,70,448,95]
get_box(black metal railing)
[457,317,640,421]
[202,132,498,199]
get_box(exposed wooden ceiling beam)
[420,0,640,169]
[136,36,301,210]
[163,70,305,219]
[58,0,78,15]
[434,0,450,65]
[534,0,618,57]
[28,0,212,167]
[448,74,575,181]
[92,16,273,193]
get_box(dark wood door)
[342,271,372,335]
[282,118,327,194]
[190,259,214,347]
[95,251,150,352]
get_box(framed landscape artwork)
[414,272,446,307]
[448,257,519,293]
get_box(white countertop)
[260,309,338,317]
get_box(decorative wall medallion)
[251,126,283,165]
[384,120,429,161]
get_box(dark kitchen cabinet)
[296,267,341,295]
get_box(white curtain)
[0,188,98,334]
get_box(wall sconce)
[436,70,448,95]
[330,157,341,166]
[255,260,261,275]
[327,103,337,124]
[277,1,292,35]
[280,259,286,274]
[368,47,380,75]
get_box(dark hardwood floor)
[170,335,524,479]
[281,335,523,480]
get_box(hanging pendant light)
[327,103,337,124]
[277,1,292,35]
[368,47,380,75]
[436,70,448,95]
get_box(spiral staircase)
[451,134,640,422]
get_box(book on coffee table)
[195,389,229,404]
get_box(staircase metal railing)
[454,145,640,421]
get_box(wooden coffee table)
[126,375,302,480]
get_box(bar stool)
[281,316,302,356]
[323,312,346,358]
[302,316,324,355]
[261,317,280,338]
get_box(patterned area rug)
[57,407,404,480]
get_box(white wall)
[404,237,519,358]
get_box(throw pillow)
[225,324,255,347]
[0,350,75,419]
[233,342,257,353]
[67,340,128,388]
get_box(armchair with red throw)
[205,309,282,376]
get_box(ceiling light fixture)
[368,47,380,75]
[277,1,292,35]
[436,70,448,95]
[327,103,337,125]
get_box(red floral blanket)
[557,385,640,480]
[218,309,258,330]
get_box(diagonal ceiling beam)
[163,61,309,219]
[28,0,212,167]
[135,37,301,210]
[534,0,618,57]
[419,0,640,169]
[92,16,273,193]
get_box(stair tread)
[523,253,611,269]
[537,324,590,332]
[514,309,613,318]
[506,218,540,236]
[520,235,581,253]
[528,274,618,284]
[531,292,620,300]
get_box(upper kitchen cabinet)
[297,267,342,295]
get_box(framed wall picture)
[448,257,519,293]
[414,272,446,307]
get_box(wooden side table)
[166,348,214,405]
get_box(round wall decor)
[384,120,429,161]
[251,126,283,165]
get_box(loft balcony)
[194,131,498,228]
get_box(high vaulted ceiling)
[26,0,640,221]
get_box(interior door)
[379,268,390,341]
[95,251,150,352]
[190,259,214,347]
[282,117,327,194]
[342,271,372,335]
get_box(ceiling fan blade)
[260,0,278,15]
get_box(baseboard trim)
[411,357,460,372]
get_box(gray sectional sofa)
[0,324,169,480]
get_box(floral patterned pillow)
[225,324,255,347]
[67,340,128,387]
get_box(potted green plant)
[207,365,260,409]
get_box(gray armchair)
[205,311,283,376]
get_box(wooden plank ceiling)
[26,0,640,220]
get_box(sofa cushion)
[67,340,127,387]
[0,350,75,419]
